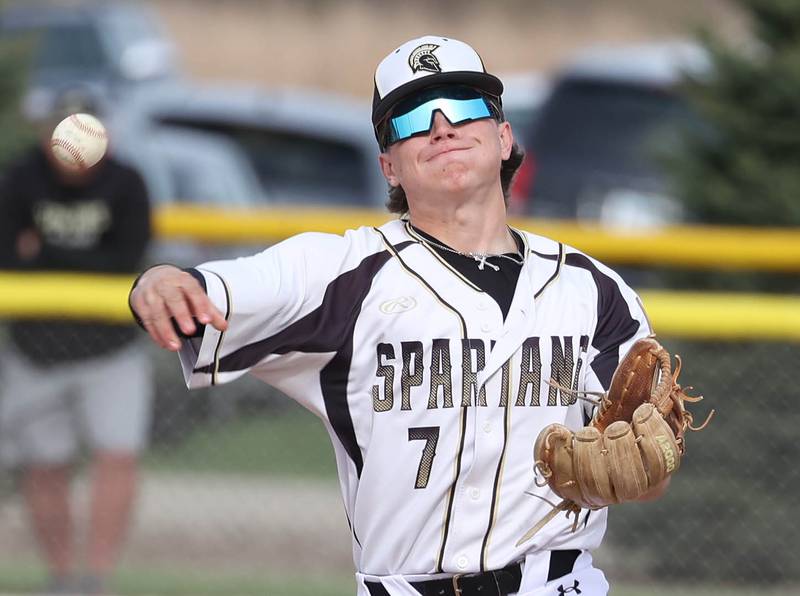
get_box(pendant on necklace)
[473,254,499,271]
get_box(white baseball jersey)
[178,218,651,585]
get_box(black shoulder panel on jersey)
[196,243,412,370]
[563,253,640,389]
[195,240,414,476]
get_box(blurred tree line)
[657,0,800,293]
[0,0,35,167]
[612,6,800,583]
[672,0,800,227]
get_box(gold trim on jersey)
[532,242,565,300]
[480,358,514,570]
[199,269,232,386]
[437,403,469,573]
[404,221,483,293]
[404,221,532,295]
[374,227,468,338]
[508,225,531,261]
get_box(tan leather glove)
[518,336,713,545]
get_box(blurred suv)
[116,82,387,208]
[518,41,710,228]
[498,70,551,215]
[109,124,270,265]
[1,0,180,118]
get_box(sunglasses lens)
[384,90,495,147]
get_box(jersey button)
[456,555,469,570]
[477,300,489,311]
[483,422,492,434]
[481,322,491,332]
[469,487,481,500]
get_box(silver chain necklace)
[415,232,525,271]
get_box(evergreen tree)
[671,0,800,227]
[0,1,37,168]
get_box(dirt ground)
[149,0,746,99]
[0,472,352,573]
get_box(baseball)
[50,113,108,171]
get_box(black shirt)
[410,225,524,320]
[0,146,152,365]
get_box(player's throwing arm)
[129,265,227,351]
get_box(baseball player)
[129,36,669,596]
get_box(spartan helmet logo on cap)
[408,44,441,73]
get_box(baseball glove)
[517,336,713,545]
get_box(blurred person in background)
[129,36,667,596]
[0,89,152,595]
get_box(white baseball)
[50,113,109,170]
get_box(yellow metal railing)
[1,205,798,339]
[638,291,800,341]
[154,205,800,272]
[0,272,134,323]
[1,274,798,341]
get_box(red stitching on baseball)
[51,138,87,168]
[68,114,107,140]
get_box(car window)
[530,79,694,176]
[100,7,159,47]
[147,128,266,207]
[34,23,107,72]
[504,107,541,139]
[167,160,246,206]
[157,117,370,205]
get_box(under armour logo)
[557,580,581,595]
[379,296,418,314]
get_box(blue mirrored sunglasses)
[383,92,497,148]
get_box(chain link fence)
[600,339,798,587]
[0,320,796,594]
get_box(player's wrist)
[128,263,181,329]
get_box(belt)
[365,550,580,596]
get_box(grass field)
[144,404,337,477]
[0,562,355,596]
[137,409,799,596]
[1,560,795,596]
[4,408,795,595]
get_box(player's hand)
[129,264,228,351]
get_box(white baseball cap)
[372,35,504,127]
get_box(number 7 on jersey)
[408,426,440,489]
